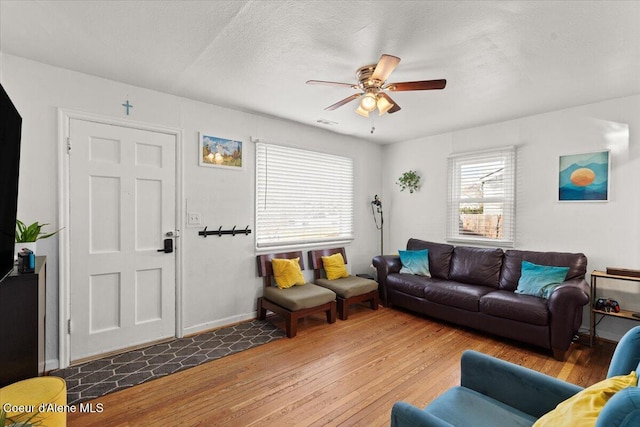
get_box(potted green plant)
[1,406,42,426]
[15,220,63,256]
[396,170,421,193]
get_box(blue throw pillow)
[399,249,431,277]
[515,261,570,299]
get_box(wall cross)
[122,99,133,115]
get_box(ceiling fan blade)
[379,92,401,114]
[325,93,361,111]
[371,54,401,83]
[386,79,447,91]
[306,80,358,89]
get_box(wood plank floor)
[67,306,615,426]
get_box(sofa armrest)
[391,401,454,427]
[372,254,402,276]
[547,278,590,352]
[460,350,582,418]
[372,255,402,304]
[596,388,640,427]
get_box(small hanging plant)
[397,170,421,193]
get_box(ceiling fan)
[306,54,446,117]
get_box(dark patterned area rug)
[51,319,285,405]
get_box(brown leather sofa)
[372,238,589,360]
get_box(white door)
[69,119,176,361]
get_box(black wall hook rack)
[199,225,252,238]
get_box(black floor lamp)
[371,195,383,255]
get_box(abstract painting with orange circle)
[559,151,609,201]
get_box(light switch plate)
[187,212,202,227]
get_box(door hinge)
[68,319,72,334]
[66,137,71,152]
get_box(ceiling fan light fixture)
[376,95,394,115]
[308,53,445,120]
[360,92,377,112]
[355,104,370,117]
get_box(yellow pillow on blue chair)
[534,371,637,426]
[321,253,349,280]
[271,257,306,289]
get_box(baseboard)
[182,311,257,336]
[45,358,60,373]
[46,314,259,372]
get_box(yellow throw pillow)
[321,253,349,280]
[534,371,638,427]
[271,258,306,289]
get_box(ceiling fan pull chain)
[370,114,375,134]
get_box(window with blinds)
[447,147,516,246]
[255,142,354,249]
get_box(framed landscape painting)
[199,133,243,169]
[558,150,609,202]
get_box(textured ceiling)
[1,0,639,144]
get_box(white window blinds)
[255,142,354,249]
[447,147,516,246]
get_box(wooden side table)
[590,270,640,345]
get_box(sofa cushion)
[399,249,431,276]
[271,257,306,289]
[449,246,504,288]
[314,275,378,299]
[500,250,587,291]
[424,281,494,312]
[480,290,549,325]
[387,273,429,298]
[515,261,570,299]
[423,386,537,427]
[263,283,336,311]
[321,252,349,280]
[406,239,454,280]
[533,371,637,427]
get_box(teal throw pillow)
[515,261,570,299]
[399,249,431,277]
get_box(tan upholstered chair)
[257,251,337,338]
[308,247,379,320]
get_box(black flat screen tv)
[0,83,22,281]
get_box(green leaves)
[1,407,44,426]
[397,170,421,193]
[15,219,62,243]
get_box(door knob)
[157,238,173,253]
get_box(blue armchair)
[391,326,640,427]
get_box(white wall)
[4,50,639,367]
[383,94,640,341]
[1,54,383,368]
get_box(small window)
[447,147,516,246]
[255,142,354,249]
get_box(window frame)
[446,146,516,247]
[255,142,354,251]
